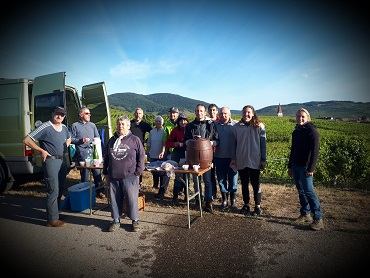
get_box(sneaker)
[310,219,324,231]
[295,214,313,223]
[108,221,120,232]
[239,204,251,215]
[132,220,139,232]
[252,206,262,216]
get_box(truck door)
[81,82,112,155]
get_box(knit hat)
[176,113,188,125]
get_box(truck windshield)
[34,92,64,124]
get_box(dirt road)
[0,193,368,278]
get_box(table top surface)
[76,164,103,170]
[148,166,211,176]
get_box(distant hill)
[108,93,370,119]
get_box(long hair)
[242,105,264,127]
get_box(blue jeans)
[292,164,322,220]
[214,157,238,193]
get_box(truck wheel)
[0,162,14,193]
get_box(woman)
[288,108,324,231]
[165,113,189,205]
[147,115,170,198]
[230,105,266,216]
[103,116,145,232]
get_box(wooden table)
[150,166,211,228]
[76,164,109,215]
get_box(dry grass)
[5,168,370,233]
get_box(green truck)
[0,72,112,192]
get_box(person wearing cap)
[165,112,189,205]
[71,106,105,198]
[163,107,179,160]
[147,115,170,198]
[184,104,219,213]
[23,106,72,227]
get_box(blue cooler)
[68,182,96,212]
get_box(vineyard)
[109,108,370,189]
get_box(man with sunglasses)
[71,106,105,198]
[23,106,71,227]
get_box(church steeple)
[277,103,283,117]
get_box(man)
[184,104,219,213]
[207,104,220,200]
[214,107,238,211]
[130,108,152,185]
[71,106,105,198]
[162,107,179,160]
[23,106,71,227]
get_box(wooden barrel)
[186,138,213,168]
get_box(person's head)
[134,108,144,122]
[168,107,179,122]
[208,104,218,120]
[241,105,262,127]
[195,104,207,121]
[154,115,164,128]
[241,105,255,122]
[176,112,189,127]
[295,108,311,125]
[116,116,131,135]
[79,106,91,123]
[219,107,231,124]
[51,106,66,124]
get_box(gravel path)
[1,194,368,277]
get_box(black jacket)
[288,121,319,172]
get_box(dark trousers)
[238,167,262,206]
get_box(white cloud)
[109,59,182,79]
[301,67,321,79]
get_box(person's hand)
[306,171,313,177]
[260,161,267,170]
[41,150,51,162]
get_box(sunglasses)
[84,112,91,115]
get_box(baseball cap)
[168,107,179,113]
[52,106,67,115]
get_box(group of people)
[22,103,324,232]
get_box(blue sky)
[1,0,369,110]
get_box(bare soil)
[2,168,369,277]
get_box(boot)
[220,192,228,210]
[205,200,213,213]
[172,186,179,206]
[230,192,238,210]
[154,187,165,199]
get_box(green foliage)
[317,137,370,188]
[259,116,370,188]
[107,109,370,189]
